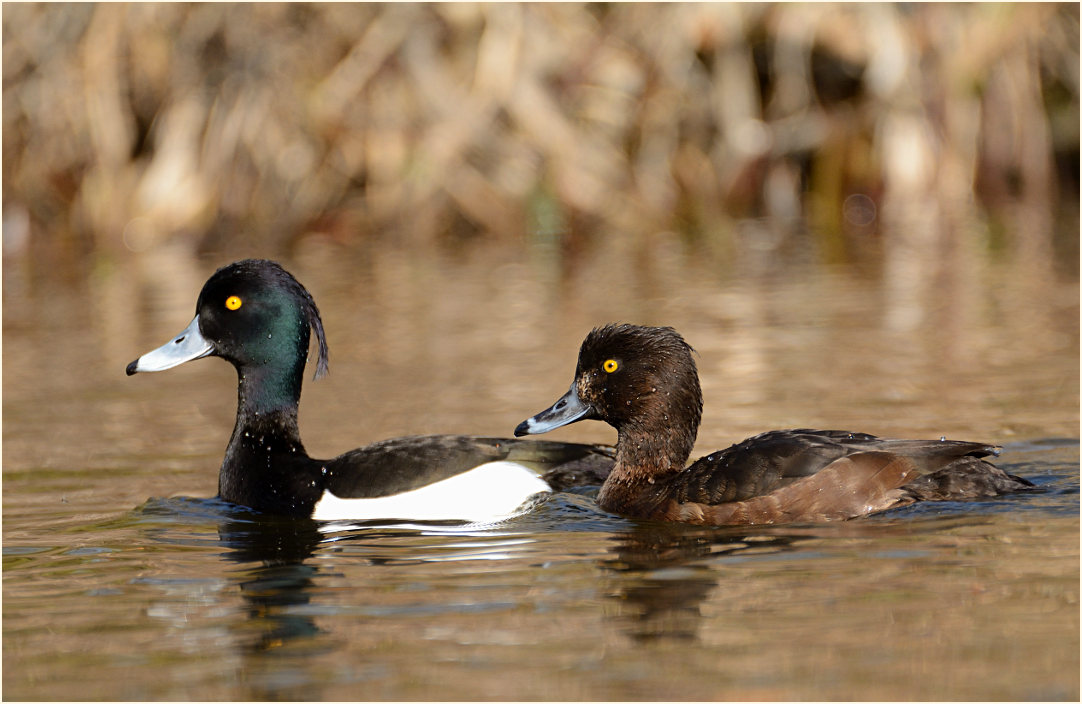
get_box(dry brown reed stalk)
[1,3,1077,275]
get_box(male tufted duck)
[515,323,1032,525]
[127,259,613,521]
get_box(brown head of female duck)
[515,324,1032,525]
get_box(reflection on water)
[601,526,801,643]
[3,246,1078,700]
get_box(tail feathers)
[497,437,615,465]
[494,438,616,490]
[900,457,1034,501]
[541,459,615,492]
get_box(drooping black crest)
[292,269,330,380]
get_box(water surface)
[4,246,1078,700]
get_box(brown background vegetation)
[3,3,1078,280]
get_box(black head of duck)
[516,323,1032,525]
[128,259,613,521]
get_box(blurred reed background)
[2,2,1078,282]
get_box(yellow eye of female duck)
[602,359,619,373]
[225,295,243,311]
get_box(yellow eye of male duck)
[602,359,619,373]
[225,295,243,311]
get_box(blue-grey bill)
[514,385,594,436]
[126,315,214,375]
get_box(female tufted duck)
[515,324,1032,525]
[127,259,612,521]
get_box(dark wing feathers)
[674,429,1011,506]
[325,436,614,499]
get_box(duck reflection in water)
[601,525,800,642]
[128,498,334,699]
[217,515,333,700]
[219,518,324,648]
